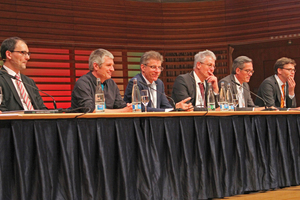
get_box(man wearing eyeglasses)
[0,37,47,111]
[255,57,297,108]
[171,50,219,109]
[218,56,260,111]
[124,51,192,111]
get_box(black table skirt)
[0,115,299,199]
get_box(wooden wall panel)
[232,39,300,106]
[1,0,300,108]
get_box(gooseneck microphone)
[231,80,276,111]
[0,69,58,110]
[139,81,184,111]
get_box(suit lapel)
[230,75,238,94]
[272,75,282,104]
[2,73,23,108]
[188,72,197,104]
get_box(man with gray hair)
[171,50,219,108]
[71,48,132,112]
[218,56,256,110]
[124,50,192,111]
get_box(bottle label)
[132,103,141,112]
[224,103,229,110]
[207,103,215,111]
[95,104,105,112]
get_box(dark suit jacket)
[171,71,217,108]
[0,70,47,111]
[255,75,296,108]
[219,74,255,111]
[124,73,172,112]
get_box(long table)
[1,111,300,199]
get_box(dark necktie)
[198,82,206,108]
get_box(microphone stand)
[231,80,276,111]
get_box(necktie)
[15,74,34,110]
[281,84,285,108]
[198,82,206,108]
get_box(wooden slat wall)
[1,0,300,108]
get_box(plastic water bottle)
[95,78,105,112]
[207,83,215,111]
[226,83,234,111]
[132,78,142,112]
[219,82,227,111]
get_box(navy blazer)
[124,73,172,112]
[0,69,47,111]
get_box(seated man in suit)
[71,48,132,113]
[255,57,297,109]
[124,51,192,112]
[171,50,219,109]
[0,37,47,111]
[219,56,264,111]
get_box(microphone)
[0,69,59,111]
[231,80,276,111]
[139,81,184,111]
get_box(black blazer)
[0,70,47,111]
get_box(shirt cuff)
[165,108,173,112]
[289,94,295,99]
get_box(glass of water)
[232,94,239,111]
[141,90,150,112]
[0,86,2,105]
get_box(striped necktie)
[15,74,34,110]
[280,84,285,108]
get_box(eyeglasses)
[10,51,31,56]
[144,64,164,71]
[282,68,296,73]
[199,62,216,69]
[241,69,254,74]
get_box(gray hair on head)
[232,56,252,74]
[193,50,216,69]
[140,50,163,66]
[89,48,114,71]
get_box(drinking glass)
[141,90,150,112]
[0,86,2,105]
[232,94,239,111]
